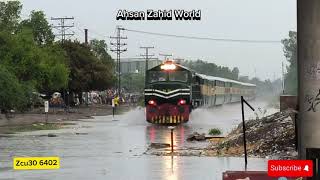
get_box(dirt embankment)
[146,109,298,159]
[0,104,130,134]
[205,109,297,159]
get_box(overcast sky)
[20,0,296,80]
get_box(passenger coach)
[144,60,256,124]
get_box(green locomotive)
[144,60,256,124]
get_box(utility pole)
[159,53,172,61]
[282,62,285,94]
[110,26,127,96]
[84,28,89,105]
[51,17,74,111]
[140,46,154,74]
[51,17,75,43]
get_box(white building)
[120,58,162,74]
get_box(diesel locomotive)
[144,60,256,124]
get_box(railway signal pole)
[140,46,154,75]
[110,26,127,96]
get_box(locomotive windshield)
[148,71,188,83]
[149,71,167,83]
[168,71,188,82]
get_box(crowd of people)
[48,88,141,108]
[82,88,140,106]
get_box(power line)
[51,17,75,43]
[140,46,154,76]
[124,28,280,44]
[159,53,172,61]
[74,21,106,39]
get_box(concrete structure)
[120,58,162,74]
[298,0,320,168]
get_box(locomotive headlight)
[160,63,176,70]
[178,99,186,105]
[148,100,157,106]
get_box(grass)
[208,128,222,136]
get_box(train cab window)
[193,76,200,85]
[169,71,188,82]
[148,71,167,83]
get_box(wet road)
[0,101,277,180]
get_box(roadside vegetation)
[0,1,115,113]
[282,31,297,95]
[208,128,222,136]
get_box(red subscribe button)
[268,160,313,177]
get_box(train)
[144,60,256,124]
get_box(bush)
[0,66,30,112]
[208,128,222,136]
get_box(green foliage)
[19,10,55,45]
[0,66,29,111]
[63,40,115,93]
[0,29,69,92]
[281,31,297,95]
[231,67,239,80]
[90,39,114,66]
[0,1,70,111]
[0,1,22,32]
[0,1,119,110]
[181,59,239,80]
[208,128,222,136]
[121,73,145,92]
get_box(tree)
[281,31,297,95]
[20,10,55,45]
[90,39,115,70]
[0,1,22,32]
[0,66,28,112]
[239,76,250,82]
[231,67,239,80]
[0,29,69,93]
[63,41,115,97]
[0,1,70,111]
[181,59,237,80]
[121,73,145,92]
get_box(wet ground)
[0,100,277,180]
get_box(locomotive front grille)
[151,115,184,124]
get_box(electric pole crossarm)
[51,17,74,20]
[140,54,155,57]
[55,33,75,36]
[110,36,128,39]
[52,25,75,28]
[51,17,75,43]
[110,43,127,46]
